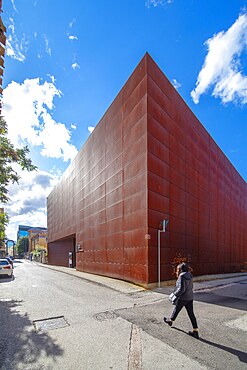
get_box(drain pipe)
[157,220,169,288]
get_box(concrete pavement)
[32,262,247,337]
[34,260,247,294]
[2,260,247,369]
[31,261,247,338]
[32,261,146,294]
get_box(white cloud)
[44,34,51,56]
[71,123,77,129]
[5,213,47,242]
[72,62,80,70]
[2,78,78,162]
[38,112,78,161]
[145,0,172,8]
[68,35,78,40]
[6,18,26,62]
[6,39,25,62]
[88,126,95,133]
[69,19,76,28]
[47,74,56,84]
[3,168,60,241]
[11,0,18,12]
[191,13,247,105]
[172,78,181,90]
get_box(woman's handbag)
[169,292,178,305]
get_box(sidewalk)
[19,260,247,369]
[34,261,247,295]
[33,262,145,294]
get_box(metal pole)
[158,230,161,288]
[157,219,169,288]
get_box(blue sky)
[1,0,247,240]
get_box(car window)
[0,261,9,265]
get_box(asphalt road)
[0,260,246,370]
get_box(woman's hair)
[177,262,189,273]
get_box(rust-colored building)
[47,54,247,287]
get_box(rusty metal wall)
[48,56,149,284]
[47,54,247,286]
[146,55,247,282]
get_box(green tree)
[0,116,37,240]
[0,116,37,203]
[16,236,29,256]
[0,211,9,245]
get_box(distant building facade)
[17,225,47,254]
[17,225,33,242]
[28,228,48,253]
[47,54,247,287]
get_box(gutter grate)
[33,316,69,332]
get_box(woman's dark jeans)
[171,300,198,329]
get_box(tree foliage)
[0,116,37,203]
[16,236,29,255]
[0,211,9,244]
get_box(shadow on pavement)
[194,292,247,312]
[199,337,247,364]
[172,327,247,364]
[0,276,15,283]
[0,299,63,369]
[154,285,247,312]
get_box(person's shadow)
[172,327,247,364]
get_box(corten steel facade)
[47,53,247,287]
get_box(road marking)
[128,324,142,370]
[225,313,247,332]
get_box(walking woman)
[164,262,199,339]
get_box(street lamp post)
[157,220,169,288]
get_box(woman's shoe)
[163,317,173,326]
[188,331,199,339]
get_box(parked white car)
[0,258,13,278]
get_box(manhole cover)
[33,316,69,331]
[94,311,117,321]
